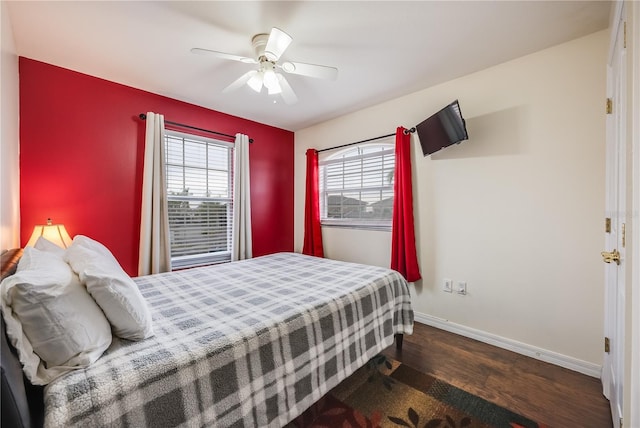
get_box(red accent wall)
[19,58,294,275]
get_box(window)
[165,130,233,268]
[319,139,395,230]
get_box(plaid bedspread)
[44,252,413,427]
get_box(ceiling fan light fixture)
[263,69,279,90]
[247,71,264,92]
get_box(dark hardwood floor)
[383,323,612,428]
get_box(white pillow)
[34,236,66,257]
[65,235,154,341]
[0,247,112,385]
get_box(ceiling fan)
[191,27,338,105]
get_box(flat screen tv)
[416,100,468,156]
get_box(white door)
[602,5,626,427]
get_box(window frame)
[164,130,234,269]
[319,139,395,231]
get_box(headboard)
[1,248,44,428]
[1,248,23,278]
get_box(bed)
[1,248,413,427]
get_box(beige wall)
[0,1,20,250]
[295,30,608,366]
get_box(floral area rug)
[287,355,548,428]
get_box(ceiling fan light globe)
[263,69,279,90]
[247,72,264,92]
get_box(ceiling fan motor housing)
[251,33,270,61]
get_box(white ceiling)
[7,1,611,131]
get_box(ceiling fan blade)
[277,74,298,105]
[191,48,256,64]
[280,61,338,80]
[264,27,292,62]
[222,70,257,93]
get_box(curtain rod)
[138,114,253,143]
[317,127,415,153]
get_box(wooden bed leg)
[395,333,403,350]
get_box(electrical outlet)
[456,281,467,295]
[443,278,453,293]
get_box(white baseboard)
[414,311,602,378]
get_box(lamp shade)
[26,219,72,248]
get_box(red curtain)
[303,149,324,257]
[391,127,421,281]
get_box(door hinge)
[620,417,623,428]
[606,98,613,114]
[605,217,611,233]
[605,337,610,353]
[622,223,626,247]
[624,21,627,49]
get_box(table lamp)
[26,218,73,248]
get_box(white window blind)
[319,140,395,230]
[165,130,233,268]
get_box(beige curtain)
[138,112,171,275]
[231,133,252,261]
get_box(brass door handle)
[601,249,620,265]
